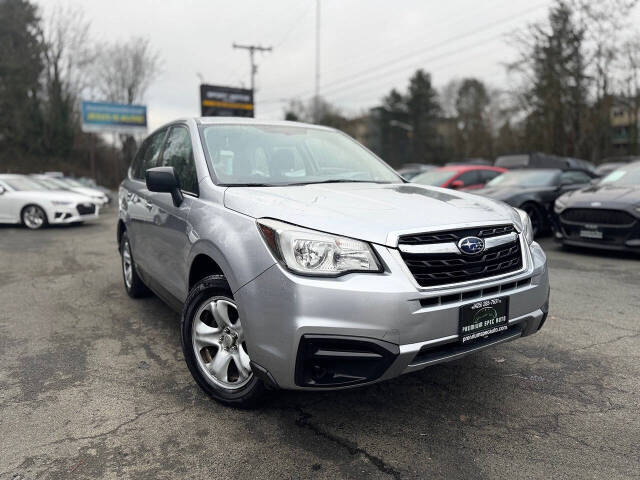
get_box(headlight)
[514,208,534,245]
[554,197,567,214]
[257,218,382,276]
[51,200,73,206]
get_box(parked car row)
[0,174,107,230]
[399,155,640,254]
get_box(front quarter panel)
[187,184,276,295]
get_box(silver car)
[118,118,549,406]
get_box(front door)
[140,125,199,302]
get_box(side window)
[133,130,166,180]
[131,141,148,179]
[457,170,481,186]
[560,170,591,185]
[161,126,199,194]
[479,170,501,183]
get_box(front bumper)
[553,211,640,252]
[49,205,100,224]
[236,240,550,391]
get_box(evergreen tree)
[0,0,44,158]
[406,69,443,163]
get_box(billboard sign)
[81,101,147,134]
[200,84,254,117]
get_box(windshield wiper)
[292,179,393,186]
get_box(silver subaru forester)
[118,118,549,406]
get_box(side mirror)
[451,180,464,189]
[0,186,6,195]
[145,167,183,206]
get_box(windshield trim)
[197,123,405,187]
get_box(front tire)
[21,205,48,230]
[182,275,264,407]
[521,202,546,237]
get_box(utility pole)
[314,0,321,123]
[232,43,272,116]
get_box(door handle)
[144,200,154,211]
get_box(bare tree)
[91,37,161,177]
[439,79,461,118]
[92,37,161,104]
[619,35,640,154]
[39,5,96,156]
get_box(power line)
[319,0,510,79]
[259,0,550,104]
[274,4,314,49]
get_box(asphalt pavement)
[1,210,639,479]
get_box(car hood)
[223,183,518,246]
[70,187,106,198]
[560,184,640,207]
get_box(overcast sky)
[34,0,640,131]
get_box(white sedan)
[0,175,100,229]
[32,175,110,206]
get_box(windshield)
[411,169,457,186]
[61,178,83,187]
[3,177,48,191]
[487,170,559,187]
[33,177,68,190]
[600,163,640,186]
[200,124,401,186]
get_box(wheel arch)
[117,219,126,248]
[189,253,225,290]
[20,203,49,224]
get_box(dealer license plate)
[459,297,509,344]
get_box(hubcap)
[23,206,45,229]
[191,297,252,390]
[122,241,133,289]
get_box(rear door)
[141,124,199,301]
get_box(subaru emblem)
[458,236,485,255]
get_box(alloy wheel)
[191,297,252,390]
[122,240,133,289]
[23,206,45,229]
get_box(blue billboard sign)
[81,101,147,134]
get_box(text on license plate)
[459,296,509,344]
[580,229,603,239]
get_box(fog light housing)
[295,335,399,387]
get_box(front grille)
[398,225,523,287]
[560,208,635,226]
[76,203,96,215]
[399,224,515,245]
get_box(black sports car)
[553,162,640,252]
[474,168,596,236]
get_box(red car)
[411,165,507,190]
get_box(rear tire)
[120,231,150,298]
[182,275,264,407]
[21,205,48,230]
